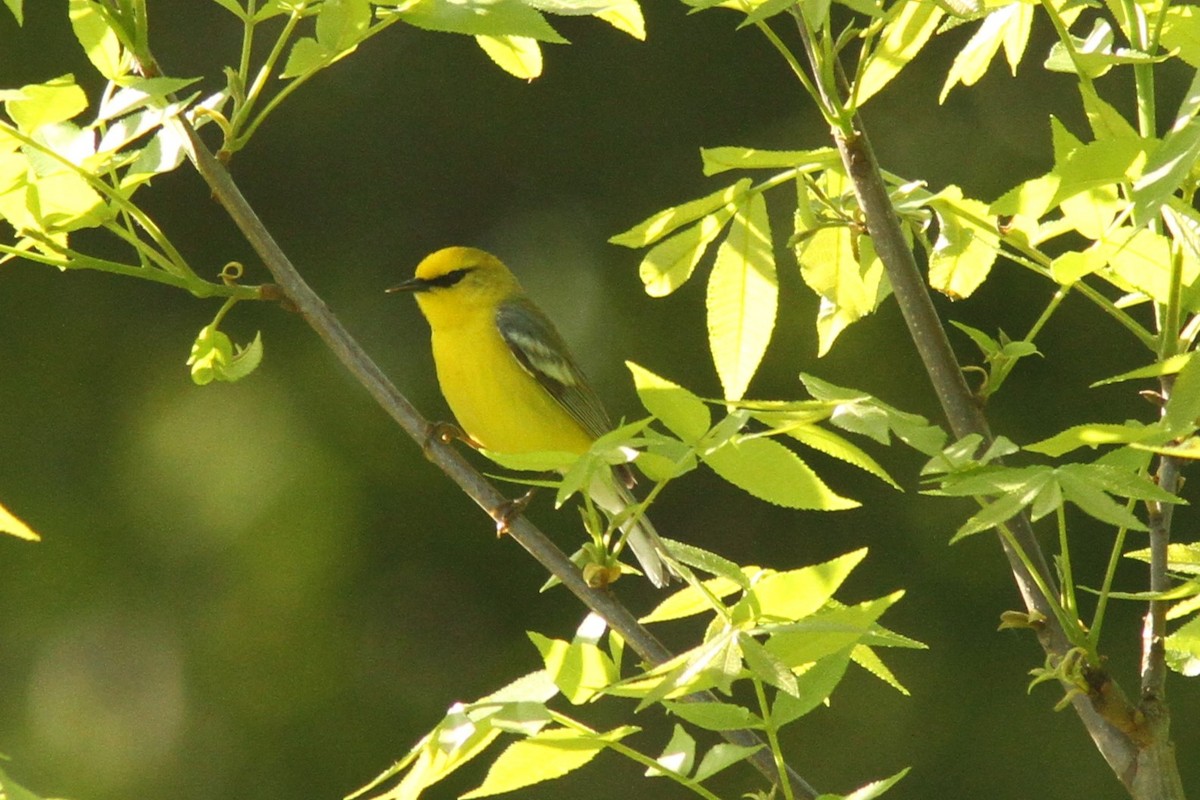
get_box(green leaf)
[316,0,371,51]
[764,593,902,669]
[69,0,127,80]
[771,649,851,726]
[661,699,763,730]
[0,764,44,800]
[797,225,889,356]
[475,34,543,78]
[639,572,746,623]
[707,190,776,401]
[1100,227,1196,305]
[1025,421,1162,456]
[1166,343,1200,434]
[461,726,635,798]
[740,634,799,695]
[592,0,645,39]
[817,767,911,800]
[856,0,945,104]
[638,208,735,297]
[700,145,839,176]
[393,0,568,43]
[2,0,22,25]
[939,6,1012,102]
[1091,352,1193,387]
[647,725,695,778]
[610,179,750,248]
[749,549,868,621]
[1133,115,1200,227]
[1160,5,1200,68]
[771,420,900,488]
[928,186,999,299]
[1126,542,1200,574]
[3,75,88,133]
[801,373,947,455]
[0,499,40,541]
[658,537,753,587]
[187,326,264,385]
[627,361,710,443]
[280,38,329,78]
[1165,615,1200,676]
[528,632,619,704]
[704,435,859,510]
[851,644,909,695]
[691,742,763,782]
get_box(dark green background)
[1,3,1196,799]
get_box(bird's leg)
[422,421,482,455]
[493,486,539,537]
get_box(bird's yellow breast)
[429,313,594,455]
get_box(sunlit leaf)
[646,725,695,778]
[461,726,636,798]
[69,0,127,80]
[707,190,776,401]
[0,499,40,541]
[393,0,568,43]
[856,0,945,104]
[627,361,710,443]
[704,435,858,510]
[475,34,543,78]
[610,178,749,248]
[661,699,763,730]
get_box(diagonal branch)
[175,119,818,800]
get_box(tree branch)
[788,13,1148,793]
[175,118,817,799]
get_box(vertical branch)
[786,10,1147,791]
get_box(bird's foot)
[423,421,481,456]
[494,487,538,537]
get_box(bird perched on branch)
[389,246,674,587]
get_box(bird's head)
[388,247,523,325]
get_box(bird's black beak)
[386,277,430,294]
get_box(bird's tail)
[588,473,676,588]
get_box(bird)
[388,246,674,587]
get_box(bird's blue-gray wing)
[494,295,614,442]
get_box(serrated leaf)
[662,699,763,730]
[316,0,371,51]
[528,632,618,704]
[647,725,695,778]
[707,191,776,401]
[2,0,22,25]
[394,0,568,42]
[659,537,754,587]
[1133,115,1200,227]
[0,499,40,541]
[475,34,543,78]
[1091,352,1193,387]
[773,421,900,488]
[750,549,868,621]
[281,37,330,78]
[1025,421,1162,456]
[797,225,889,356]
[594,0,645,39]
[627,361,710,442]
[640,573,746,623]
[700,145,839,176]
[850,644,909,695]
[692,742,763,782]
[638,208,735,297]
[740,634,799,695]
[1166,344,1200,434]
[461,726,634,798]
[939,6,1011,103]
[772,649,851,726]
[856,0,945,104]
[764,593,902,668]
[611,179,749,248]
[928,187,999,299]
[4,75,88,133]
[704,435,859,510]
[1161,5,1200,68]
[1165,615,1200,676]
[69,0,126,80]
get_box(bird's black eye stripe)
[427,267,473,288]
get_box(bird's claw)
[494,487,538,537]
[422,421,481,456]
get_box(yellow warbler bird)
[389,246,674,587]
